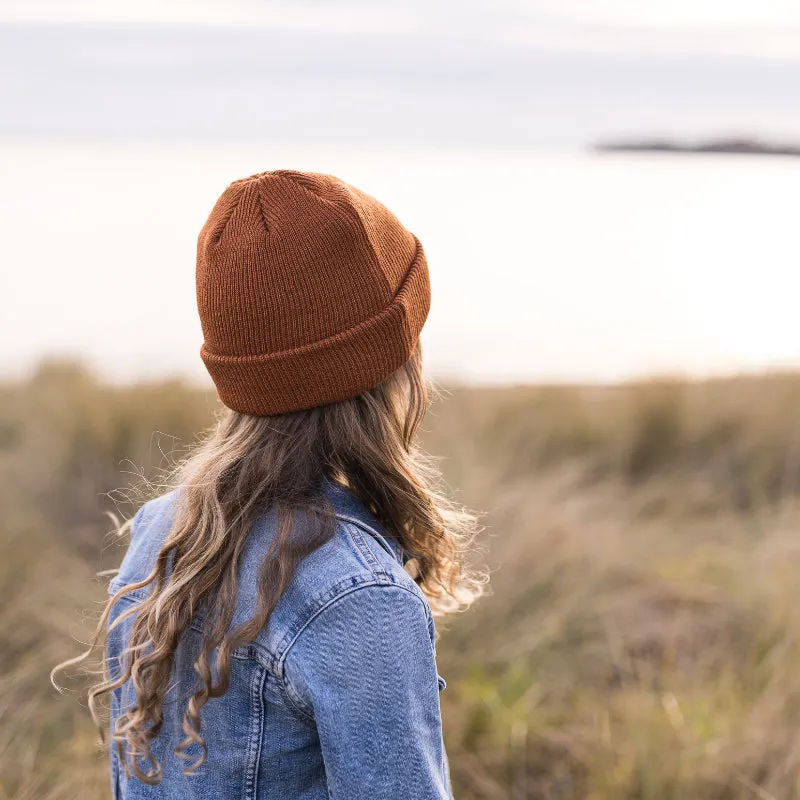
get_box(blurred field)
[2,361,800,799]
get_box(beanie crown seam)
[205,184,246,248]
[255,186,271,235]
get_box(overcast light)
[3,0,800,30]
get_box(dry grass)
[2,361,800,798]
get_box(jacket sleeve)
[283,583,451,800]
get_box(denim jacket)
[106,481,451,799]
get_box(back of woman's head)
[55,170,483,783]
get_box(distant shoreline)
[594,138,800,157]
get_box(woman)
[58,170,482,799]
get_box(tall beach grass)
[2,361,800,798]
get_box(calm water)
[2,141,799,384]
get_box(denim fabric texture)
[106,481,451,799]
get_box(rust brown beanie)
[196,170,430,416]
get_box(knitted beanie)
[196,170,430,416]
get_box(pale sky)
[4,0,800,146]
[538,0,800,27]
[2,0,800,62]
[3,0,800,31]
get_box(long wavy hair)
[53,347,484,784]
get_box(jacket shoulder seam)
[277,580,427,669]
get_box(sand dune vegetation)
[2,361,800,799]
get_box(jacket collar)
[321,478,406,565]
